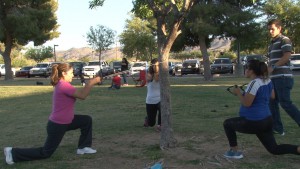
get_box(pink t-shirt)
[49,80,76,124]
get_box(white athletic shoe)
[4,147,14,165]
[76,147,97,155]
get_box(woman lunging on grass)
[143,58,161,131]
[4,63,102,165]
[223,60,300,159]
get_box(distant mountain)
[55,38,231,61]
[209,38,232,51]
[55,47,124,61]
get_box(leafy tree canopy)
[119,15,156,61]
[86,25,116,54]
[25,46,53,63]
[0,0,59,46]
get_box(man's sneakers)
[273,130,285,136]
[4,147,14,165]
[223,149,243,159]
[76,147,97,155]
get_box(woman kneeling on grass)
[223,60,300,159]
[4,63,102,165]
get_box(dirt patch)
[85,131,246,169]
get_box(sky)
[41,0,133,51]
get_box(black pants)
[12,115,93,162]
[146,103,161,126]
[223,116,299,155]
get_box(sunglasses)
[226,83,248,95]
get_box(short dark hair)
[267,19,282,28]
[246,60,269,80]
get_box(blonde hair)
[50,63,73,86]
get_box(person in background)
[143,58,161,131]
[4,63,101,165]
[108,71,121,90]
[121,58,129,86]
[267,19,300,136]
[223,60,300,159]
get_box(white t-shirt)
[146,80,160,104]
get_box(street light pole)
[54,44,59,62]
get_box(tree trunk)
[2,33,14,80]
[235,41,244,77]
[146,0,195,150]
[156,17,178,150]
[198,35,212,81]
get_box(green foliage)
[0,0,59,46]
[216,51,237,60]
[0,0,59,80]
[86,25,116,55]
[171,51,202,61]
[12,57,36,68]
[119,15,156,61]
[88,0,105,9]
[25,46,54,63]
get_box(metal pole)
[54,44,58,62]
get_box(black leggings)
[146,103,161,126]
[12,115,93,162]
[223,116,299,155]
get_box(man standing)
[267,19,300,135]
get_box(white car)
[82,61,109,77]
[290,54,300,70]
[129,61,148,76]
[29,62,51,77]
[0,64,16,77]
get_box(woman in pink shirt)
[4,63,102,165]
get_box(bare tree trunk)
[156,17,177,149]
[146,0,196,150]
[2,33,14,80]
[159,54,177,149]
[198,35,212,81]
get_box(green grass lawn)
[1,76,300,169]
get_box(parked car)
[82,61,109,77]
[0,64,16,77]
[15,66,33,77]
[181,59,203,75]
[169,62,176,76]
[174,62,182,72]
[129,61,148,75]
[241,54,268,73]
[108,61,122,74]
[69,61,87,76]
[210,58,234,74]
[241,54,268,66]
[290,54,300,70]
[45,62,63,77]
[29,62,51,77]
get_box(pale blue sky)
[43,0,133,51]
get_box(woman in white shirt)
[143,58,161,131]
